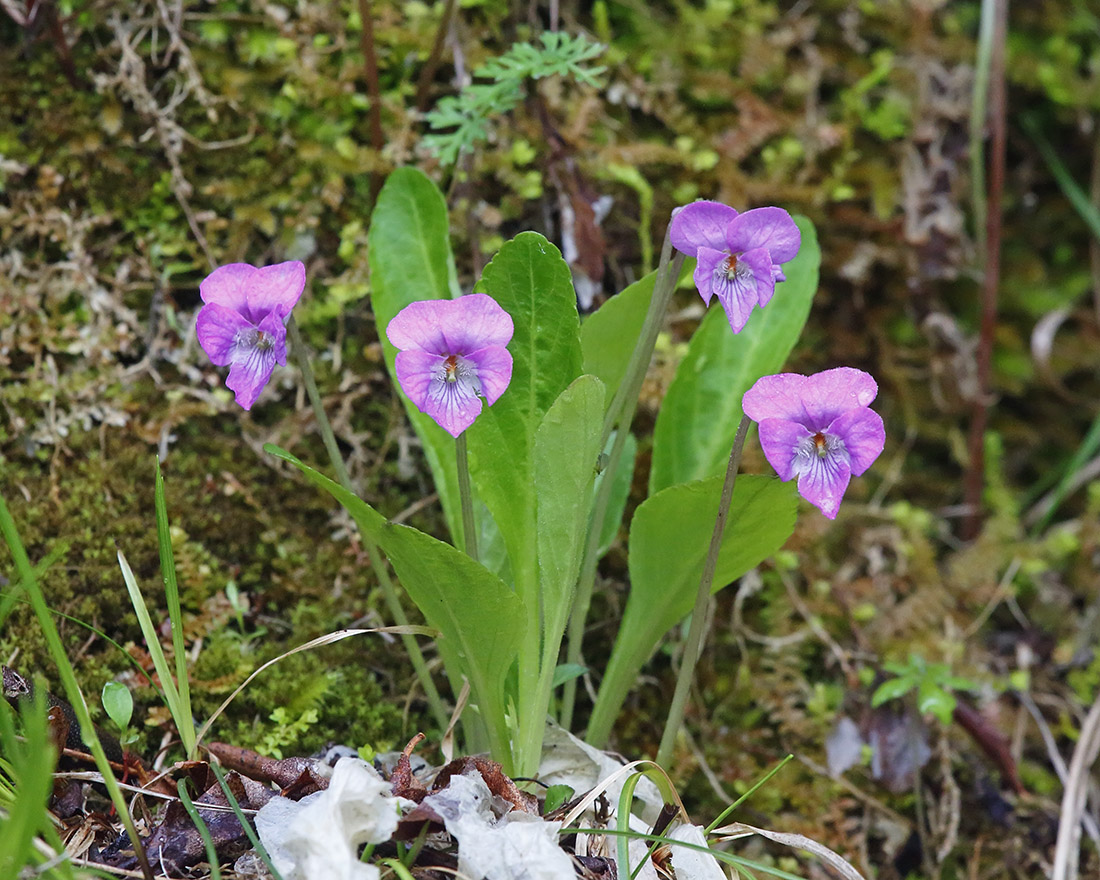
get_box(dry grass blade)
[558,759,687,829]
[713,822,867,880]
[440,677,471,764]
[194,626,437,748]
[1051,690,1100,880]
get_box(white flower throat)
[239,326,274,352]
[718,253,751,283]
[794,430,847,470]
[437,354,481,393]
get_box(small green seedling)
[872,654,979,726]
[101,681,136,747]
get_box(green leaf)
[468,233,584,595]
[265,444,525,767]
[368,168,463,541]
[588,475,798,745]
[580,261,692,410]
[101,682,133,731]
[543,783,575,814]
[580,272,653,406]
[551,664,587,689]
[534,375,606,662]
[649,216,821,493]
[917,681,957,726]
[595,430,637,559]
[871,677,916,707]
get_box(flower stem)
[456,432,478,562]
[287,316,449,732]
[560,229,683,731]
[655,414,750,768]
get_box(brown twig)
[962,0,1007,541]
[356,0,386,202]
[414,0,458,113]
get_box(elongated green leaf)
[265,444,525,765]
[468,233,584,595]
[580,262,692,410]
[649,217,820,493]
[534,375,606,660]
[596,430,637,559]
[580,272,653,405]
[587,475,798,746]
[368,168,463,540]
[154,459,194,757]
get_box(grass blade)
[154,460,196,757]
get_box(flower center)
[238,326,275,352]
[793,430,849,477]
[812,431,829,458]
[714,252,750,285]
[443,354,460,384]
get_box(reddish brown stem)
[962,0,1007,541]
[953,700,1025,795]
[415,0,458,113]
[356,0,386,200]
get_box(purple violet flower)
[670,201,801,333]
[742,367,885,519]
[386,294,514,438]
[196,261,306,410]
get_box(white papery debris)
[668,823,726,880]
[825,715,865,777]
[255,757,400,880]
[423,770,576,880]
[538,722,664,823]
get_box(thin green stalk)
[0,491,155,880]
[287,317,449,732]
[455,432,478,561]
[656,415,749,768]
[561,231,683,731]
[154,460,195,759]
[209,763,283,880]
[176,779,223,880]
[287,317,353,489]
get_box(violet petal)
[692,247,727,305]
[225,340,278,411]
[710,261,761,333]
[799,367,879,429]
[755,418,807,482]
[196,303,251,367]
[725,207,801,264]
[742,373,810,425]
[670,201,739,256]
[464,346,513,407]
[828,406,885,476]
[246,261,306,322]
[386,301,450,355]
[257,310,289,367]
[795,447,852,520]
[393,350,443,413]
[199,264,256,314]
[739,247,776,306]
[394,350,485,437]
[437,295,515,355]
[387,294,513,357]
[425,374,484,438]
